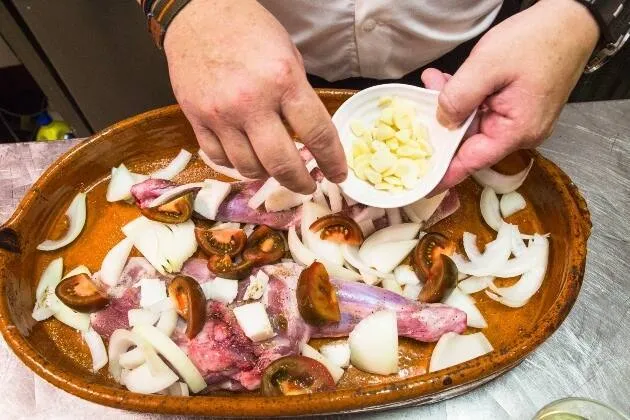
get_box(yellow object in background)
[35,112,73,141]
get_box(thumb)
[437,54,506,128]
[431,131,514,194]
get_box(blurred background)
[1,0,629,143]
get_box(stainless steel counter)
[1,100,628,419]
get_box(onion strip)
[151,149,192,180]
[37,192,87,251]
[472,159,534,194]
[148,182,205,208]
[198,149,252,181]
[82,328,108,372]
[479,187,502,231]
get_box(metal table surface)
[0,101,628,420]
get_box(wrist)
[540,0,601,49]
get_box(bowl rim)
[0,93,592,417]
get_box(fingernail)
[436,106,460,130]
[330,170,348,184]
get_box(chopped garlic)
[243,270,269,301]
[348,96,432,192]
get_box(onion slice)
[359,240,418,273]
[99,237,133,287]
[156,309,179,337]
[248,177,280,210]
[194,180,231,220]
[147,182,205,208]
[349,310,398,375]
[429,332,493,373]
[151,149,192,180]
[479,187,502,231]
[301,343,344,383]
[32,257,64,321]
[301,202,344,266]
[37,192,87,251]
[360,223,421,250]
[357,219,375,237]
[457,223,514,277]
[403,190,447,224]
[82,328,108,372]
[472,159,534,194]
[124,363,179,395]
[133,324,207,393]
[106,164,135,202]
[198,149,253,181]
[264,186,311,212]
[341,244,390,282]
[500,191,527,218]
[443,288,487,328]
[352,207,386,223]
[458,276,493,294]
[119,348,146,370]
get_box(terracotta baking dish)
[0,89,591,417]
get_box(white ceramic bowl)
[332,83,476,208]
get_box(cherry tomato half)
[141,193,193,224]
[308,214,363,245]
[196,225,247,257]
[168,276,207,338]
[418,254,458,303]
[55,273,109,312]
[242,225,286,265]
[207,254,252,280]
[296,262,341,325]
[410,232,457,280]
[261,355,335,396]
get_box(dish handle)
[0,225,20,253]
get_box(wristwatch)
[577,0,630,72]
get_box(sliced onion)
[133,324,207,393]
[485,290,529,308]
[301,343,344,383]
[156,309,179,337]
[47,293,90,331]
[480,187,502,231]
[242,223,256,237]
[312,184,329,209]
[402,283,421,300]
[443,288,487,328]
[82,328,108,372]
[359,240,418,273]
[147,296,176,314]
[32,257,64,321]
[106,164,135,202]
[264,186,311,212]
[211,221,241,231]
[472,159,534,194]
[319,340,350,368]
[386,207,402,225]
[500,191,527,218]
[488,234,549,305]
[462,232,482,261]
[99,237,133,287]
[511,227,529,257]
[394,264,421,286]
[458,276,493,294]
[124,362,179,394]
[248,177,280,210]
[167,382,190,397]
[357,219,375,237]
[198,149,252,181]
[360,223,421,251]
[381,276,404,296]
[194,180,231,220]
[327,182,343,213]
[457,223,513,277]
[201,277,239,304]
[352,207,386,223]
[151,149,192,180]
[301,202,344,266]
[341,244,390,280]
[429,332,493,373]
[37,192,87,251]
[62,265,91,280]
[128,308,160,327]
[109,329,167,382]
[359,269,380,286]
[148,182,205,208]
[402,190,448,224]
[349,310,398,375]
[119,347,146,370]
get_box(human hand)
[422,0,599,192]
[163,0,347,193]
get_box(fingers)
[214,127,267,179]
[245,113,316,194]
[437,52,508,128]
[192,124,231,167]
[421,68,450,91]
[281,82,347,184]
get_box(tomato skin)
[207,254,252,280]
[196,227,247,257]
[309,214,363,245]
[167,276,206,338]
[141,193,193,224]
[296,262,341,325]
[410,232,456,280]
[261,355,336,396]
[242,225,286,265]
[55,273,109,313]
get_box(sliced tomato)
[296,262,341,325]
[418,254,458,303]
[261,355,335,396]
[410,232,457,280]
[167,276,207,338]
[308,214,363,245]
[55,273,109,312]
[141,193,193,224]
[242,225,286,265]
[196,225,247,257]
[207,254,252,280]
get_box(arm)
[422,0,600,192]
[137,0,347,194]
